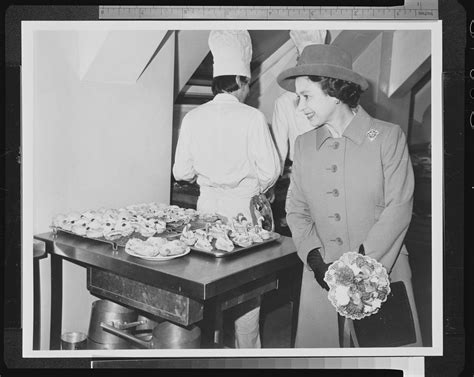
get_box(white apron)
[197,186,254,224]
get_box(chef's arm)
[172,118,197,182]
[271,97,290,175]
[285,137,324,265]
[360,125,415,272]
[249,113,281,193]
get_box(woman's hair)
[308,76,363,109]
[211,75,250,96]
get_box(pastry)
[180,224,197,246]
[103,229,124,241]
[81,210,98,220]
[215,235,234,252]
[52,214,67,228]
[232,233,252,248]
[86,226,104,238]
[114,220,134,237]
[125,238,159,257]
[199,212,219,223]
[153,219,167,234]
[194,236,213,252]
[258,229,272,240]
[145,237,167,249]
[248,229,263,243]
[136,218,157,237]
[71,218,89,236]
[159,240,188,256]
[63,212,82,230]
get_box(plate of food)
[124,237,190,261]
[324,252,391,320]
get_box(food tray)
[190,232,280,258]
[51,220,208,251]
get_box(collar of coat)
[315,106,373,150]
[213,93,239,102]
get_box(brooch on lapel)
[367,129,379,142]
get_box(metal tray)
[190,232,280,258]
[51,220,208,251]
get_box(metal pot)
[100,320,201,349]
[88,300,140,347]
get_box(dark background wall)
[2,2,470,375]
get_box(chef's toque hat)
[208,30,252,78]
[289,30,328,55]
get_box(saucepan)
[100,320,201,349]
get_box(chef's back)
[172,30,280,222]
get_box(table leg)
[33,258,41,350]
[201,299,223,348]
[50,254,63,350]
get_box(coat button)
[334,213,341,221]
[326,189,340,197]
[326,165,338,172]
[333,141,340,149]
[335,237,343,245]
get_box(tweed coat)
[286,106,422,347]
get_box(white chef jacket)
[173,93,280,220]
[271,91,313,171]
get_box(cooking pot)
[100,320,201,349]
[88,299,140,346]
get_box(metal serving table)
[34,232,302,349]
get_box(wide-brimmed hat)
[277,44,369,92]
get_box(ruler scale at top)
[99,2,439,20]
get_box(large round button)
[332,189,339,197]
[335,237,343,245]
[334,213,341,221]
[331,165,338,172]
[333,141,340,149]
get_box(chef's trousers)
[197,187,262,348]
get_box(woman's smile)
[304,111,316,121]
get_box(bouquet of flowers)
[323,252,391,320]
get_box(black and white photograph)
[18,19,443,362]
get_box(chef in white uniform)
[271,30,327,173]
[173,30,280,348]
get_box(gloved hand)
[358,244,365,255]
[307,248,330,291]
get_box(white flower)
[372,298,382,309]
[334,285,350,306]
[349,263,362,275]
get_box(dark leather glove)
[307,248,330,291]
[358,244,365,255]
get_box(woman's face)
[295,76,338,128]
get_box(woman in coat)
[276,43,423,347]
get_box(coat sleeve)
[172,115,197,182]
[362,124,415,272]
[248,112,281,193]
[286,136,324,266]
[271,95,290,175]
